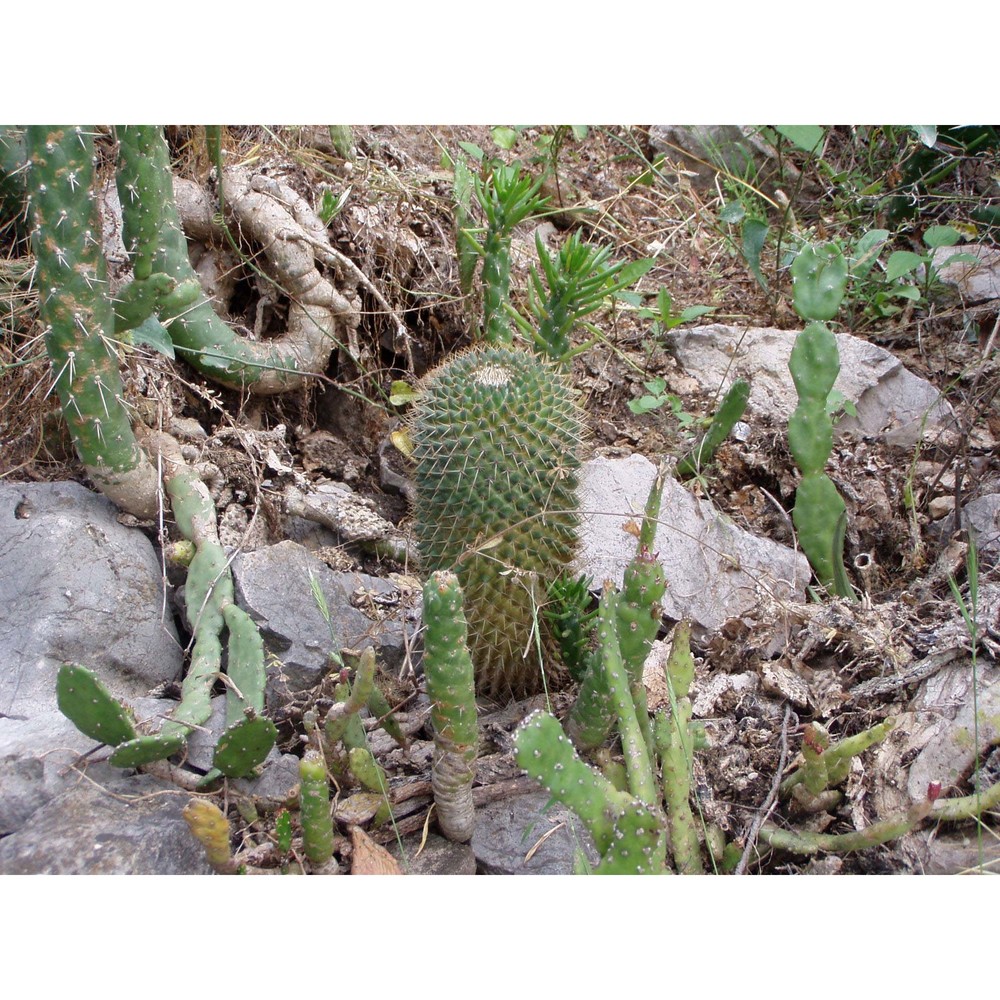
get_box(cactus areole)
[410,345,583,698]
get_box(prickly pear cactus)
[409,345,583,697]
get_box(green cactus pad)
[792,471,847,590]
[791,244,849,322]
[410,345,583,697]
[56,664,137,747]
[222,603,266,727]
[212,715,278,778]
[514,709,633,855]
[593,802,666,875]
[109,731,188,768]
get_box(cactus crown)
[409,344,583,698]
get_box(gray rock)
[471,790,599,874]
[963,494,1000,565]
[670,324,952,448]
[0,768,212,874]
[932,244,1000,303]
[0,482,183,720]
[907,668,1000,801]
[233,540,419,693]
[575,454,809,631]
[648,126,780,188]
[392,832,477,875]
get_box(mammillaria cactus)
[409,344,583,698]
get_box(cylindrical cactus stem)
[409,344,582,698]
[616,545,667,761]
[422,571,478,843]
[115,125,345,395]
[657,620,703,874]
[299,752,335,865]
[182,799,236,874]
[324,647,377,745]
[760,799,933,856]
[565,649,615,751]
[596,584,658,807]
[480,225,513,345]
[24,125,160,518]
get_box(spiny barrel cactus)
[409,345,583,698]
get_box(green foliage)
[422,571,479,842]
[628,377,697,423]
[516,230,653,362]
[409,344,582,697]
[473,162,548,344]
[635,286,715,337]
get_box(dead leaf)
[350,826,403,875]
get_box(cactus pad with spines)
[56,664,136,747]
[212,715,278,778]
[410,345,583,697]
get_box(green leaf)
[850,229,889,278]
[922,225,961,249]
[571,125,589,141]
[742,218,770,291]
[458,141,484,162]
[775,125,825,154]
[616,258,656,286]
[389,380,419,406]
[719,201,746,225]
[910,126,938,147]
[491,126,520,151]
[629,396,664,414]
[886,250,925,282]
[132,316,175,359]
[678,304,715,323]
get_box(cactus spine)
[410,345,583,698]
[422,571,479,842]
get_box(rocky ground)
[2,125,1000,874]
